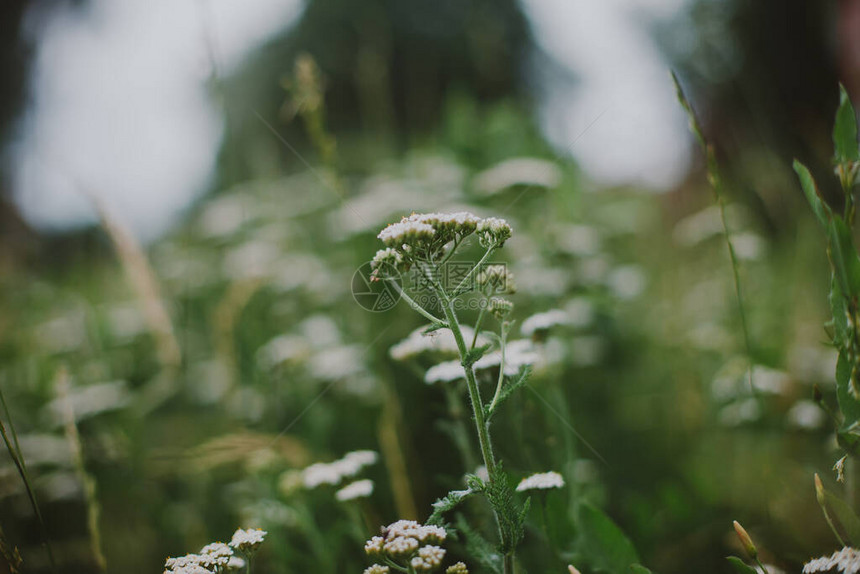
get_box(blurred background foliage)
[0,0,858,573]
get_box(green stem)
[435,285,515,574]
[754,558,770,574]
[453,247,497,298]
[438,237,463,266]
[489,326,509,413]
[389,280,447,326]
[471,305,488,350]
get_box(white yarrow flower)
[521,309,571,336]
[229,528,267,553]
[336,479,374,501]
[425,361,467,384]
[516,471,565,492]
[803,547,860,573]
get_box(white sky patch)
[522,0,692,190]
[8,0,302,241]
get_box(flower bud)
[732,521,757,560]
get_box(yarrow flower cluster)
[804,547,860,574]
[229,528,267,554]
[516,471,566,492]
[285,450,379,491]
[364,520,466,573]
[163,528,263,574]
[423,339,539,384]
[374,212,512,278]
[390,325,488,362]
[336,478,374,502]
[521,309,572,337]
[476,217,513,248]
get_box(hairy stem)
[434,283,515,573]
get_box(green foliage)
[455,514,504,574]
[834,85,859,165]
[725,556,758,574]
[575,503,641,574]
[484,365,532,420]
[793,160,832,226]
[816,475,860,546]
[463,343,492,368]
[427,488,474,526]
[473,469,529,555]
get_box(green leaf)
[629,565,655,574]
[794,160,832,227]
[455,514,503,574]
[671,71,706,148]
[483,469,527,553]
[485,365,532,420]
[816,474,860,546]
[464,343,492,367]
[829,276,850,348]
[725,556,758,574]
[836,351,860,429]
[834,84,859,164]
[576,503,640,574]
[827,216,860,297]
[427,488,473,526]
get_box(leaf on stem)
[485,366,532,420]
[834,84,859,165]
[827,216,860,298]
[814,473,860,546]
[575,503,640,574]
[427,488,474,526]
[794,160,832,227]
[725,556,758,574]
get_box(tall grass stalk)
[0,383,57,573]
[54,367,107,572]
[91,195,181,371]
[672,72,758,402]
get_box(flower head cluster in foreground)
[516,471,566,492]
[164,528,265,573]
[804,547,860,574]
[364,520,468,573]
[372,212,512,279]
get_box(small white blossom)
[803,547,860,573]
[521,309,571,337]
[229,528,266,553]
[299,450,378,489]
[425,360,466,384]
[516,471,565,492]
[446,562,469,574]
[476,217,513,248]
[473,157,561,195]
[787,400,826,430]
[378,220,435,247]
[411,545,446,571]
[390,326,487,361]
[383,536,419,557]
[365,536,385,556]
[225,556,246,571]
[336,479,374,501]
[364,565,391,574]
